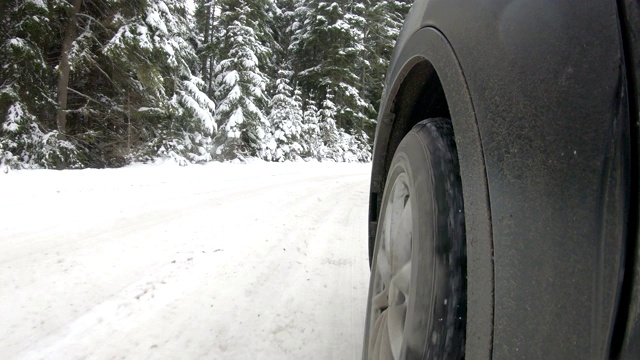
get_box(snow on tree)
[0,0,80,169]
[268,71,304,161]
[341,130,372,163]
[272,0,296,78]
[0,0,218,168]
[301,96,322,159]
[316,90,340,160]
[1,102,79,170]
[213,2,274,160]
[359,0,411,127]
[289,0,371,135]
[1,0,402,167]
[315,90,371,162]
[102,0,216,165]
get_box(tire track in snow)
[0,164,371,359]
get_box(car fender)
[370,0,630,358]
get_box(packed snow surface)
[0,160,371,359]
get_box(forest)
[0,0,411,169]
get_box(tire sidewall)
[364,119,465,360]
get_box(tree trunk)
[207,0,217,94]
[56,0,83,137]
[201,0,211,87]
[361,29,368,93]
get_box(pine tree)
[317,90,340,160]
[301,96,321,159]
[289,0,372,141]
[195,0,220,95]
[1,0,215,167]
[0,0,80,169]
[1,0,398,167]
[269,71,304,161]
[360,0,411,127]
[92,0,215,165]
[316,90,372,162]
[273,0,296,74]
[213,3,272,159]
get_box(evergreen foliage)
[290,0,370,133]
[0,0,80,169]
[0,0,410,168]
[213,1,273,159]
[269,71,304,161]
[360,0,412,127]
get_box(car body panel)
[370,0,635,358]
[615,1,640,359]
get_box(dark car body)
[368,0,640,358]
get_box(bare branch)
[67,87,102,106]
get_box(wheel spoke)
[371,310,393,359]
[386,305,406,359]
[388,186,406,252]
[383,205,393,252]
[369,174,413,360]
[373,288,389,309]
[392,202,412,272]
[377,246,392,292]
[391,262,411,299]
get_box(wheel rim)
[369,173,413,360]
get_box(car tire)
[363,118,466,360]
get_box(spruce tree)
[317,90,340,160]
[360,0,411,126]
[195,0,220,95]
[95,0,215,165]
[1,0,400,167]
[0,0,80,169]
[301,96,322,160]
[269,71,304,161]
[289,0,372,152]
[213,3,272,159]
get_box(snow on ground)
[0,160,371,359]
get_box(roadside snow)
[0,161,371,359]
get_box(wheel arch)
[368,26,494,360]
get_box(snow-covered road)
[0,161,371,359]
